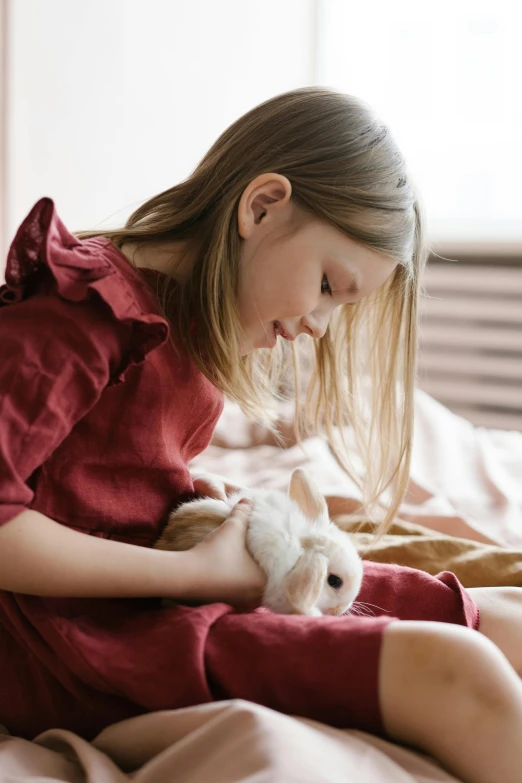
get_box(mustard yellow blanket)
[336,516,522,588]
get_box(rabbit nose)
[325,607,343,616]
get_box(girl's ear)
[283,547,327,615]
[288,467,328,519]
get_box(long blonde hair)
[74,87,429,541]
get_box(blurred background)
[1,0,521,430]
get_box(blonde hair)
[74,86,429,542]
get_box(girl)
[1,86,521,783]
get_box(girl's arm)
[0,503,264,610]
[0,508,200,599]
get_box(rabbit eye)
[327,574,343,590]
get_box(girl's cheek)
[281,290,318,317]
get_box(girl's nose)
[301,312,329,339]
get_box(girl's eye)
[321,274,333,297]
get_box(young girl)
[1,86,521,782]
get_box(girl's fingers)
[236,497,252,511]
[191,470,246,499]
[192,477,227,501]
[223,480,247,496]
[226,498,252,522]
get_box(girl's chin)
[239,325,277,354]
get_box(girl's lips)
[268,321,295,348]
[275,321,295,341]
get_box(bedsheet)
[0,699,460,782]
[192,387,522,551]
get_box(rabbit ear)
[284,543,328,615]
[288,467,328,519]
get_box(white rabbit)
[154,467,363,617]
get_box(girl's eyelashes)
[321,274,333,297]
[321,273,358,306]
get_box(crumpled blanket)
[339,516,522,589]
[0,699,459,782]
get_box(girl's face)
[237,174,398,356]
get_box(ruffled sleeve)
[1,197,169,379]
[0,197,170,527]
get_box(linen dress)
[0,197,480,742]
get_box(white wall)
[3,0,522,275]
[315,0,522,246]
[2,0,315,272]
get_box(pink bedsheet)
[192,388,522,550]
[0,700,459,782]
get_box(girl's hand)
[186,498,266,613]
[190,469,245,501]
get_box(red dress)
[0,198,480,741]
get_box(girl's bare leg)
[467,586,522,676]
[379,620,522,783]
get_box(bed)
[1,387,521,782]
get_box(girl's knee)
[468,586,522,676]
[468,586,522,609]
[378,620,508,747]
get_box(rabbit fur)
[154,467,363,617]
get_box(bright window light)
[315,0,522,243]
